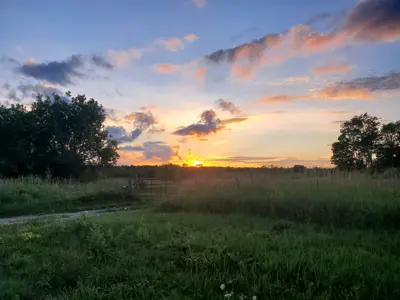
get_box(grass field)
[0,177,142,217]
[1,172,400,299]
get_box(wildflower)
[220,284,225,291]
[224,292,233,298]
[252,296,257,300]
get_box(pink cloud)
[184,33,198,42]
[154,63,181,73]
[312,62,351,75]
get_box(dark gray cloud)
[119,145,145,151]
[106,126,141,144]
[1,82,64,102]
[206,0,400,65]
[215,98,241,115]
[341,72,400,91]
[16,54,113,86]
[1,56,19,65]
[173,109,223,137]
[173,109,248,138]
[342,0,400,42]
[91,55,113,69]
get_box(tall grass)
[0,177,139,217]
[158,175,400,230]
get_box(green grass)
[159,181,400,230]
[1,211,400,299]
[1,175,400,299]
[0,177,141,217]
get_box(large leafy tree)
[331,113,380,170]
[0,93,119,178]
[376,121,400,169]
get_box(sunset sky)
[1,0,399,167]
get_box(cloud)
[257,72,400,103]
[91,54,113,69]
[232,64,254,80]
[259,94,303,103]
[16,54,112,86]
[192,67,207,80]
[220,117,248,125]
[154,63,181,73]
[205,0,400,67]
[312,62,351,75]
[120,141,179,162]
[140,105,158,111]
[173,109,247,138]
[1,56,19,65]
[193,0,206,8]
[106,126,141,144]
[24,58,36,65]
[119,145,145,151]
[341,0,400,43]
[162,38,184,51]
[270,76,310,86]
[124,111,157,129]
[1,82,63,102]
[184,33,198,42]
[108,34,198,66]
[215,98,241,115]
[211,156,285,163]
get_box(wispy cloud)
[270,76,310,86]
[153,63,181,73]
[312,62,351,75]
[120,141,180,162]
[257,71,400,103]
[215,98,241,115]
[193,0,207,8]
[108,34,199,66]
[184,33,199,42]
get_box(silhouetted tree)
[376,121,400,169]
[0,93,119,178]
[331,113,380,170]
[292,165,307,174]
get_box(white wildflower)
[220,284,225,291]
[224,292,233,298]
[252,296,257,300]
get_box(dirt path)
[0,207,130,226]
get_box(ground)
[1,172,400,299]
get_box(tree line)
[331,113,400,171]
[0,93,119,178]
[1,92,398,179]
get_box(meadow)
[1,168,400,299]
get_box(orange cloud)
[259,94,304,103]
[232,64,254,80]
[184,33,198,42]
[24,58,36,65]
[162,38,184,51]
[193,67,207,79]
[154,63,181,73]
[316,85,373,100]
[312,62,351,75]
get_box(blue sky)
[1,0,399,166]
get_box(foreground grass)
[1,211,400,299]
[0,177,141,217]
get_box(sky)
[1,0,399,167]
